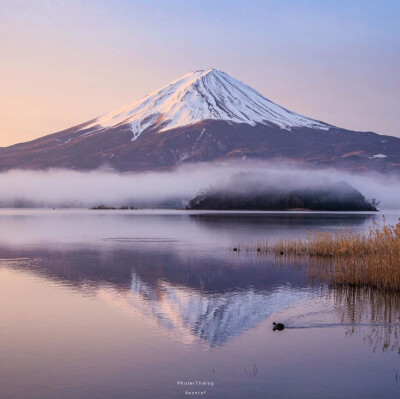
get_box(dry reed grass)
[246,218,400,291]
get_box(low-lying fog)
[0,162,399,209]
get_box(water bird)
[272,322,285,331]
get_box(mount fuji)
[1,68,399,172]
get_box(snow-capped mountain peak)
[83,68,330,141]
[2,68,398,173]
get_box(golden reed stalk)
[248,218,400,291]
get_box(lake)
[0,210,399,399]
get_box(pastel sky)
[0,0,399,146]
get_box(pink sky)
[0,0,399,146]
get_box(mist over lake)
[0,162,399,209]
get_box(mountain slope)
[1,69,399,172]
[82,68,329,141]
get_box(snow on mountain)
[83,68,330,141]
[370,154,387,159]
[2,68,399,173]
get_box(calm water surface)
[0,210,399,399]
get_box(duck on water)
[272,322,285,331]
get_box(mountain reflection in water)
[1,210,399,399]
[0,210,398,350]
[1,247,310,347]
[1,243,399,351]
